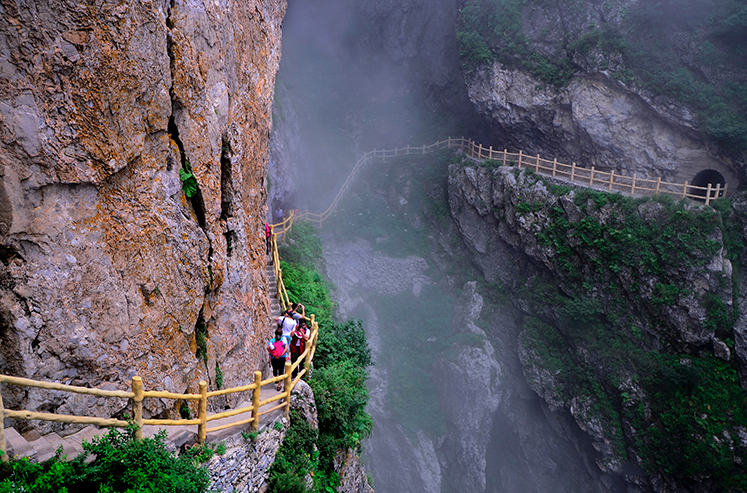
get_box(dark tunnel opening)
[689,169,726,200]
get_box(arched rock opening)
[689,169,726,199]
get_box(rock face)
[461,0,745,191]
[0,0,286,428]
[449,164,733,352]
[467,65,740,191]
[449,163,746,491]
[433,281,504,493]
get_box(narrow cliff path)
[3,255,287,463]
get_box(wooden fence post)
[304,314,316,371]
[682,181,688,198]
[552,158,557,178]
[706,183,713,205]
[197,381,208,444]
[631,173,637,196]
[656,177,661,194]
[503,150,507,166]
[489,145,493,159]
[570,162,576,183]
[131,376,144,440]
[536,154,540,172]
[716,183,722,199]
[283,362,292,420]
[0,388,6,463]
[251,371,262,432]
[589,166,595,187]
[609,170,615,191]
[518,151,523,168]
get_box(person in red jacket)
[290,320,310,379]
[267,328,289,391]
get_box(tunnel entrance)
[689,169,726,200]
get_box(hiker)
[290,302,305,323]
[277,309,297,338]
[275,207,284,222]
[290,320,310,378]
[265,222,271,255]
[267,328,289,391]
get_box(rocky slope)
[0,0,285,429]
[459,0,746,189]
[320,155,620,493]
[449,161,747,491]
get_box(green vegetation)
[458,0,576,85]
[271,222,372,492]
[280,261,333,325]
[215,365,224,389]
[0,426,210,493]
[195,322,209,366]
[279,222,323,268]
[513,178,747,490]
[457,0,747,153]
[179,161,198,198]
[538,189,722,284]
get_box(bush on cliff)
[515,182,747,491]
[271,221,372,492]
[0,426,210,493]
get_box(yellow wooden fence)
[0,238,319,462]
[279,137,726,230]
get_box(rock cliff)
[459,0,746,190]
[0,0,286,428]
[449,161,747,491]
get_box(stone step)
[25,433,56,462]
[5,426,35,461]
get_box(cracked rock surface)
[0,0,286,431]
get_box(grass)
[270,222,373,492]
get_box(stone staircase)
[267,253,282,318]
[3,254,289,463]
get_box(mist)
[270,0,606,492]
[267,0,747,492]
[271,0,479,215]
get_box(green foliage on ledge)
[513,180,747,490]
[271,222,372,492]
[537,189,722,282]
[0,426,210,493]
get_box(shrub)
[279,222,323,269]
[0,426,210,493]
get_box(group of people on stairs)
[266,303,310,391]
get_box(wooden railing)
[0,236,319,462]
[283,137,727,229]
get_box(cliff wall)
[0,0,286,427]
[449,162,747,491]
[458,0,746,189]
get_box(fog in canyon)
[269,0,747,492]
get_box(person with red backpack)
[290,320,310,379]
[265,222,271,255]
[267,328,289,391]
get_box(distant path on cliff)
[272,137,727,236]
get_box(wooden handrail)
[0,226,321,462]
[270,138,727,231]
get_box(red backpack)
[291,330,306,354]
[270,339,286,358]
